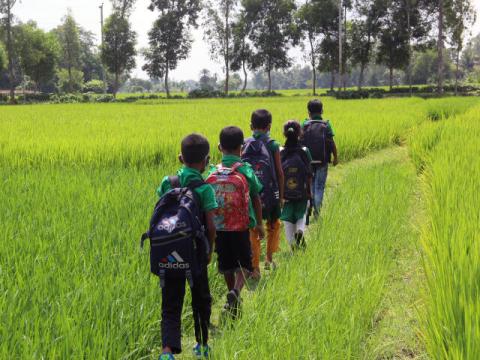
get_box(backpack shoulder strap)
[187,179,205,191]
[231,162,243,172]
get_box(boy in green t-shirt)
[242,109,285,277]
[156,134,217,360]
[207,126,264,315]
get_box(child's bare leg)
[224,273,235,291]
[234,268,248,293]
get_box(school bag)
[206,163,250,231]
[302,120,330,165]
[281,146,311,201]
[241,136,280,212]
[140,176,208,288]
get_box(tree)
[445,0,475,94]
[198,68,218,90]
[0,42,6,72]
[349,0,386,89]
[318,35,339,90]
[79,29,103,82]
[203,0,237,94]
[376,1,410,90]
[101,11,137,97]
[14,22,60,92]
[296,0,325,95]
[243,0,298,92]
[143,0,201,97]
[0,0,18,101]
[230,11,254,92]
[57,68,84,93]
[111,0,136,18]
[53,12,82,93]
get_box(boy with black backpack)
[142,134,217,360]
[242,109,284,278]
[280,121,313,251]
[302,99,338,217]
[206,126,264,316]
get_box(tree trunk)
[389,66,393,91]
[224,1,230,95]
[267,69,272,92]
[406,5,413,97]
[113,71,119,98]
[358,63,365,90]
[338,0,343,92]
[165,64,170,98]
[308,31,316,95]
[455,49,460,96]
[242,60,248,92]
[330,69,335,91]
[437,0,444,94]
[68,66,73,93]
[6,1,15,102]
[343,4,347,90]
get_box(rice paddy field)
[1,95,479,359]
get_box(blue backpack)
[241,135,279,213]
[141,176,208,288]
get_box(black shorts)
[215,231,253,274]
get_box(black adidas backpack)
[241,136,280,213]
[281,146,311,201]
[302,120,329,164]
[140,177,208,288]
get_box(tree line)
[0,0,477,101]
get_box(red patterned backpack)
[206,163,250,231]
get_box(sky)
[15,0,480,81]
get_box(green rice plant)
[213,148,416,359]
[0,96,439,168]
[0,96,479,358]
[413,107,480,359]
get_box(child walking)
[280,121,313,251]
[242,109,284,278]
[155,134,217,360]
[207,126,264,316]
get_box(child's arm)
[204,210,216,264]
[273,150,285,205]
[252,194,265,239]
[330,139,338,166]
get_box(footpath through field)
[202,146,425,360]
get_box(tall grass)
[0,97,478,358]
[3,97,476,168]
[410,106,480,358]
[213,149,416,359]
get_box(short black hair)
[307,99,323,115]
[181,133,210,164]
[220,126,244,151]
[251,109,272,129]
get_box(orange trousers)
[249,219,281,270]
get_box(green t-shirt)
[302,116,335,137]
[209,154,263,228]
[157,166,218,212]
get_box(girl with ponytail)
[279,121,313,251]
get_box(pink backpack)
[206,163,250,231]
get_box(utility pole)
[99,2,107,93]
[338,0,343,92]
